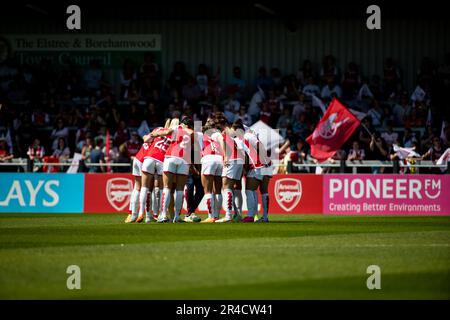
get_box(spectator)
[302,76,321,97]
[297,59,316,87]
[247,89,264,123]
[78,135,94,172]
[367,100,384,127]
[233,105,252,127]
[227,66,247,102]
[140,53,159,78]
[0,137,13,172]
[254,66,274,92]
[196,64,209,95]
[52,137,71,162]
[402,128,418,148]
[95,126,107,147]
[369,74,383,101]
[125,80,141,103]
[422,137,444,162]
[270,67,283,90]
[119,59,137,99]
[422,137,445,174]
[105,105,121,131]
[359,117,373,150]
[292,113,310,140]
[421,126,436,151]
[125,132,141,158]
[124,103,143,128]
[84,59,104,95]
[392,93,412,126]
[114,120,130,147]
[369,132,388,173]
[81,135,94,162]
[381,122,399,148]
[286,139,310,173]
[50,118,69,151]
[342,62,361,100]
[137,102,161,137]
[31,107,50,127]
[259,103,271,125]
[182,76,202,105]
[277,107,293,133]
[27,138,45,162]
[320,78,342,100]
[320,55,339,85]
[89,138,105,173]
[347,140,366,160]
[292,93,306,119]
[114,143,131,173]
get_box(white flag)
[357,83,373,101]
[393,144,420,159]
[436,148,450,172]
[436,148,450,165]
[350,109,368,121]
[411,85,426,102]
[67,153,82,173]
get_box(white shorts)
[163,157,189,175]
[201,161,223,176]
[132,158,142,176]
[142,157,163,175]
[247,167,263,181]
[222,160,243,180]
[260,165,274,177]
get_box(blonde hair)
[119,143,127,154]
[164,118,171,129]
[169,118,179,128]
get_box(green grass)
[0,214,449,299]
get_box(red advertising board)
[83,173,450,215]
[84,173,134,213]
[268,174,323,214]
[323,174,450,215]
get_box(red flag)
[306,98,361,162]
[105,129,111,173]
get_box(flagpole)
[361,122,373,137]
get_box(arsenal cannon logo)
[106,178,132,211]
[274,178,303,212]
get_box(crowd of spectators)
[0,52,449,173]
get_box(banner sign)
[6,34,161,51]
[323,174,450,215]
[0,34,161,67]
[84,173,134,213]
[0,173,84,213]
[269,174,323,214]
[1,173,449,215]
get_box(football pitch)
[0,214,449,300]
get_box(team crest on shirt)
[275,178,302,211]
[106,178,133,211]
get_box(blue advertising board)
[0,174,84,213]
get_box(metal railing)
[0,158,132,172]
[288,159,449,174]
[0,158,448,174]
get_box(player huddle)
[125,112,273,223]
